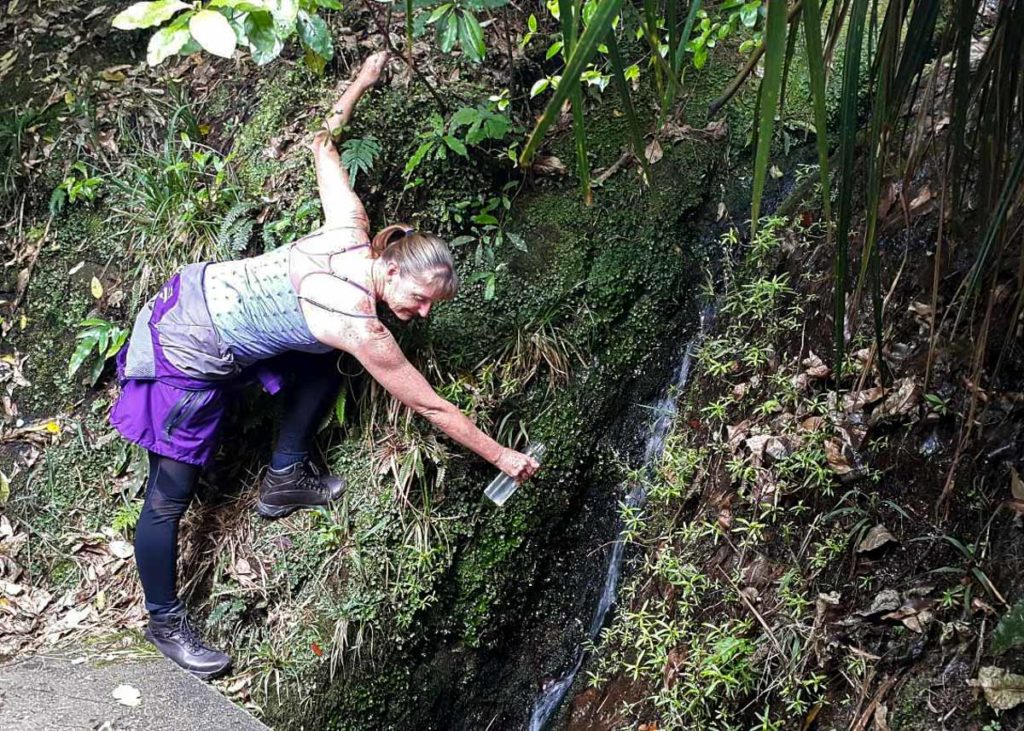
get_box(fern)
[111,499,143,535]
[992,599,1024,655]
[216,200,257,258]
[341,136,381,185]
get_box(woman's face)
[383,263,444,321]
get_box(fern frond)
[341,136,381,185]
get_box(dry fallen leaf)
[802,351,830,379]
[644,139,663,165]
[857,524,898,554]
[108,540,134,560]
[972,666,1024,711]
[112,683,142,707]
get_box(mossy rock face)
[273,91,729,731]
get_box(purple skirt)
[110,266,292,466]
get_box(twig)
[359,0,456,111]
[715,565,785,657]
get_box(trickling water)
[528,305,713,731]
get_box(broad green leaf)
[189,9,238,58]
[317,0,343,9]
[458,10,486,62]
[546,39,563,60]
[69,337,97,377]
[89,353,106,386]
[112,0,189,30]
[298,9,333,60]
[443,135,467,156]
[209,0,269,10]
[147,24,192,65]
[304,48,327,74]
[530,77,550,97]
[993,600,1024,655]
[270,0,299,33]
[403,141,435,177]
[438,13,458,52]
[427,3,453,23]
[748,0,787,236]
[244,11,284,65]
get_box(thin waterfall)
[527,305,713,731]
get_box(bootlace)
[298,460,329,494]
[171,613,209,655]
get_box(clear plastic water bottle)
[485,442,546,507]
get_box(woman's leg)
[135,451,199,613]
[258,352,346,519]
[270,352,344,469]
[135,451,231,679]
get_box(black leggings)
[135,352,342,615]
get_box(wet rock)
[919,430,942,456]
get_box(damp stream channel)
[528,304,715,730]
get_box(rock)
[859,589,901,617]
[857,524,898,554]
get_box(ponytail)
[371,224,415,258]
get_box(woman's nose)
[419,302,432,318]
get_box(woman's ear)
[386,260,400,279]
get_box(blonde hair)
[371,224,459,300]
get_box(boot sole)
[255,499,302,520]
[144,629,232,681]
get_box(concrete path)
[0,652,271,730]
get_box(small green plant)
[111,499,143,535]
[448,187,524,300]
[69,318,129,386]
[418,0,508,63]
[403,103,511,184]
[924,392,951,416]
[262,198,321,250]
[50,162,104,214]
[685,1,765,70]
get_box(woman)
[110,51,540,680]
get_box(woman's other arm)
[328,320,539,480]
[310,52,388,230]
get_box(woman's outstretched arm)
[310,52,389,229]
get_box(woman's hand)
[356,51,389,88]
[496,448,541,482]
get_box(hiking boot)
[144,605,231,681]
[256,460,345,519]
